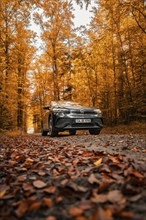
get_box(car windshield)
[51,101,81,108]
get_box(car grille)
[72,123,92,128]
[71,110,96,114]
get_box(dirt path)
[50,134,146,163]
[0,133,146,220]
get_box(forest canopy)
[0,0,145,132]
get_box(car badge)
[80,109,84,113]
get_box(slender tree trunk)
[111,31,118,123]
[4,18,9,99]
[17,62,24,129]
[52,49,60,100]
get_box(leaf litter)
[0,133,146,220]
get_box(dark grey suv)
[42,101,103,137]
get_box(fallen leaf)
[33,180,47,189]
[46,216,57,220]
[94,158,102,166]
[88,173,100,184]
[98,179,114,193]
[29,201,41,211]
[17,174,27,181]
[23,182,35,195]
[109,156,120,164]
[69,182,88,192]
[68,207,83,217]
[60,178,69,185]
[76,216,88,220]
[15,200,28,217]
[24,158,34,167]
[91,193,108,203]
[90,206,113,220]
[128,194,142,202]
[56,196,63,203]
[107,190,124,203]
[44,186,56,194]
[38,171,46,176]
[78,200,93,210]
[43,198,53,208]
[129,169,144,178]
[0,187,9,198]
[119,211,134,218]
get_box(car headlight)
[94,109,102,117]
[53,108,70,117]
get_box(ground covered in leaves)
[0,132,146,220]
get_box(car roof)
[51,101,80,107]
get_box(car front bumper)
[53,113,103,131]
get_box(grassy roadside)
[0,129,25,136]
[102,122,146,134]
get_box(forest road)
[0,133,146,220]
[43,133,146,164]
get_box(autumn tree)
[88,0,146,124]
[0,0,35,130]
[34,0,74,101]
[70,0,145,125]
[14,22,35,130]
[30,54,54,132]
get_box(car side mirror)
[43,106,50,110]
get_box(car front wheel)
[42,130,48,136]
[89,129,100,135]
[49,116,58,137]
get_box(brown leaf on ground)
[55,196,63,203]
[69,182,88,192]
[43,198,53,208]
[108,156,121,164]
[38,170,46,176]
[15,200,28,217]
[119,211,134,219]
[107,190,124,203]
[23,158,34,167]
[0,186,9,198]
[60,178,69,185]
[23,182,35,194]
[98,179,114,193]
[91,193,108,203]
[33,180,47,189]
[44,186,56,194]
[128,194,142,202]
[68,207,83,217]
[129,169,144,178]
[90,206,113,220]
[76,216,88,220]
[46,216,57,220]
[17,174,27,181]
[28,201,41,211]
[88,173,100,184]
[78,200,93,210]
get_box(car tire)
[69,130,76,135]
[49,116,58,137]
[42,130,48,136]
[89,129,100,135]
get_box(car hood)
[51,101,101,112]
[53,106,98,112]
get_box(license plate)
[75,119,91,123]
